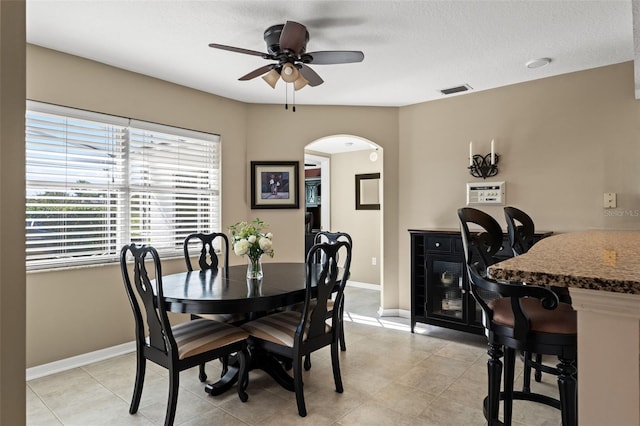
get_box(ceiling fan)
[209,21,364,91]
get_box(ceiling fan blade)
[279,21,308,55]
[307,51,364,65]
[209,43,268,58]
[239,64,274,81]
[299,64,324,87]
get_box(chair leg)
[292,354,307,417]
[331,340,344,393]
[503,348,516,426]
[557,357,578,426]
[198,363,207,382]
[129,351,146,414]
[339,303,346,352]
[486,343,503,426]
[304,354,311,371]
[236,349,249,403]
[534,353,543,382]
[165,368,180,426]
[522,351,533,393]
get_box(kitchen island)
[489,230,640,426]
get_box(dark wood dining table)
[158,262,328,396]
[161,262,311,315]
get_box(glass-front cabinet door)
[426,257,465,322]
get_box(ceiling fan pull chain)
[285,83,288,110]
[293,86,296,112]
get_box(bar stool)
[459,207,577,426]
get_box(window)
[25,101,221,270]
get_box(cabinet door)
[425,256,465,323]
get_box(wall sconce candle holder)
[469,153,500,179]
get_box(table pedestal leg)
[204,350,295,396]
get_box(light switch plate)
[604,192,617,209]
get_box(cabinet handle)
[435,242,440,247]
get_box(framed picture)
[250,161,299,209]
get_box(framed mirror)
[355,173,380,210]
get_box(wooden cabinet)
[409,228,550,335]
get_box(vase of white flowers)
[229,218,274,279]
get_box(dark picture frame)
[355,172,381,210]
[251,161,300,209]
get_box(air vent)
[440,84,472,95]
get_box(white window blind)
[25,102,221,270]
[128,120,221,251]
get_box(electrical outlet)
[604,192,617,209]
[371,257,377,266]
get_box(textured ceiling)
[27,1,635,108]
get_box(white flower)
[259,237,273,252]
[233,239,251,256]
[228,218,275,258]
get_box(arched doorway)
[304,135,383,289]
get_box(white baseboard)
[26,341,136,381]
[378,308,410,318]
[26,281,382,381]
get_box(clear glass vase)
[246,255,263,279]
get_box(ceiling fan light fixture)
[262,69,280,88]
[280,63,299,83]
[293,75,308,91]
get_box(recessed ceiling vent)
[440,84,472,95]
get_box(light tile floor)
[27,287,562,425]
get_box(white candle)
[491,139,495,165]
[469,141,473,166]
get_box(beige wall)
[24,44,640,367]
[1,1,26,423]
[398,61,640,310]
[330,150,382,285]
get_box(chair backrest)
[504,206,535,256]
[313,231,353,246]
[298,241,352,346]
[121,243,178,360]
[457,207,503,272]
[183,232,229,272]
[313,231,352,267]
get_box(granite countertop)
[488,230,640,294]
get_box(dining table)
[159,262,332,396]
[487,230,640,426]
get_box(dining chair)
[313,231,352,351]
[121,243,249,426]
[183,232,245,380]
[241,240,352,417]
[298,231,352,371]
[183,232,229,272]
[458,210,577,426]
